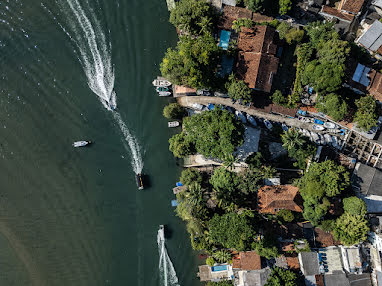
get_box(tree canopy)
[279,0,292,15]
[226,74,252,104]
[354,95,378,131]
[265,267,297,286]
[316,93,348,121]
[343,196,367,217]
[180,168,203,186]
[333,213,369,245]
[163,103,186,119]
[170,109,244,160]
[160,34,220,89]
[232,18,253,33]
[169,0,214,35]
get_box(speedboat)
[136,173,144,190]
[235,111,247,123]
[313,124,325,131]
[323,122,336,129]
[168,121,179,128]
[73,141,91,147]
[158,91,171,97]
[281,123,288,131]
[246,114,257,126]
[156,86,170,92]
[108,101,117,110]
[264,119,273,130]
[152,79,171,87]
[158,225,165,241]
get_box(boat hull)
[136,173,144,190]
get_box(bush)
[285,28,304,44]
[316,93,348,121]
[226,74,252,104]
[354,95,378,131]
[279,0,292,15]
[272,90,287,106]
[206,256,216,266]
[277,209,294,222]
[265,267,297,286]
[180,168,203,186]
[232,18,253,33]
[252,239,279,259]
[343,196,367,217]
[333,213,369,245]
[163,103,186,119]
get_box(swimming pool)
[211,265,228,272]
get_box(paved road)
[177,96,320,132]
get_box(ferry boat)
[136,173,144,190]
[152,79,171,87]
[158,225,165,241]
[73,141,91,147]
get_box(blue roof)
[219,30,231,50]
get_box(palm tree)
[223,154,238,171]
[198,17,212,35]
[281,128,306,152]
[213,250,232,263]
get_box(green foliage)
[160,34,220,89]
[272,90,288,106]
[285,29,304,45]
[232,18,253,33]
[277,209,294,222]
[206,256,216,266]
[208,213,255,250]
[305,21,338,48]
[180,168,202,186]
[252,239,279,259]
[180,109,245,160]
[226,74,252,104]
[292,43,313,99]
[294,239,311,253]
[277,22,290,40]
[333,213,369,245]
[206,281,234,286]
[279,0,292,15]
[213,250,232,263]
[244,0,265,12]
[354,95,378,131]
[210,167,241,207]
[343,196,367,217]
[169,132,195,158]
[265,267,297,286]
[319,219,335,232]
[245,152,264,169]
[281,129,316,169]
[169,0,213,35]
[163,103,186,119]
[239,168,266,194]
[316,93,348,121]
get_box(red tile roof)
[320,5,354,22]
[232,251,261,270]
[339,0,365,14]
[367,70,382,102]
[257,185,303,214]
[218,6,253,30]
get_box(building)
[209,0,236,12]
[356,20,382,56]
[352,162,382,213]
[197,264,234,282]
[257,185,303,214]
[338,0,366,15]
[236,268,271,286]
[233,251,262,270]
[298,252,321,279]
[372,0,382,15]
[236,26,280,93]
[232,251,270,286]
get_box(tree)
[281,129,306,153]
[279,0,292,15]
[316,93,348,121]
[354,95,378,131]
[208,213,254,250]
[213,250,232,263]
[343,196,367,217]
[163,103,186,119]
[245,152,264,169]
[210,167,240,207]
[305,21,338,48]
[226,74,252,104]
[206,256,216,266]
[169,132,195,158]
[169,0,213,35]
[333,213,369,245]
[265,267,297,286]
[180,168,202,186]
[252,239,279,259]
[277,22,290,40]
[160,34,220,89]
[244,0,265,13]
[272,90,287,106]
[232,18,253,33]
[285,28,304,44]
[277,209,294,222]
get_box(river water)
[0,0,199,285]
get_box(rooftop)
[357,20,382,53]
[257,185,303,214]
[237,268,271,286]
[352,162,382,197]
[323,274,350,286]
[339,0,365,14]
[298,252,320,276]
[218,6,252,30]
[320,5,355,22]
[367,69,382,102]
[232,251,261,270]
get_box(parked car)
[197,89,212,96]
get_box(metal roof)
[352,63,371,87]
[372,0,382,8]
[358,20,382,51]
[352,163,382,196]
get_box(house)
[257,185,303,214]
[233,251,262,270]
[352,162,382,213]
[367,69,382,102]
[209,0,236,12]
[236,268,271,286]
[236,26,280,93]
[356,20,382,57]
[298,252,321,278]
[340,246,363,274]
[372,0,382,15]
[338,0,366,15]
[197,264,234,282]
[232,251,270,286]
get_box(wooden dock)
[166,0,176,11]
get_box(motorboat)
[152,79,171,87]
[73,141,91,147]
[281,123,288,131]
[158,91,171,97]
[246,114,257,126]
[235,111,247,123]
[156,86,170,92]
[136,173,144,190]
[323,122,336,129]
[313,124,325,131]
[264,119,273,130]
[168,121,179,128]
[324,134,332,144]
[158,225,165,241]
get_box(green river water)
[0,0,199,285]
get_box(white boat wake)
[157,228,180,286]
[54,0,143,173]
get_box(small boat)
[158,225,165,241]
[323,122,336,129]
[235,110,247,123]
[152,79,171,87]
[313,124,325,131]
[247,114,257,127]
[168,121,179,128]
[264,119,273,130]
[136,173,144,190]
[156,86,170,92]
[73,141,91,147]
[314,118,324,125]
[158,91,171,97]
[281,123,288,131]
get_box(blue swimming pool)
[211,265,228,272]
[219,30,231,50]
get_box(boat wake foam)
[157,229,180,286]
[55,0,143,174]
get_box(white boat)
[158,91,171,97]
[311,132,320,144]
[246,114,257,126]
[73,141,91,147]
[235,111,247,123]
[168,121,179,128]
[158,225,165,241]
[324,134,332,144]
[264,119,273,130]
[152,79,171,87]
[323,122,336,129]
[282,123,289,131]
[312,124,325,131]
